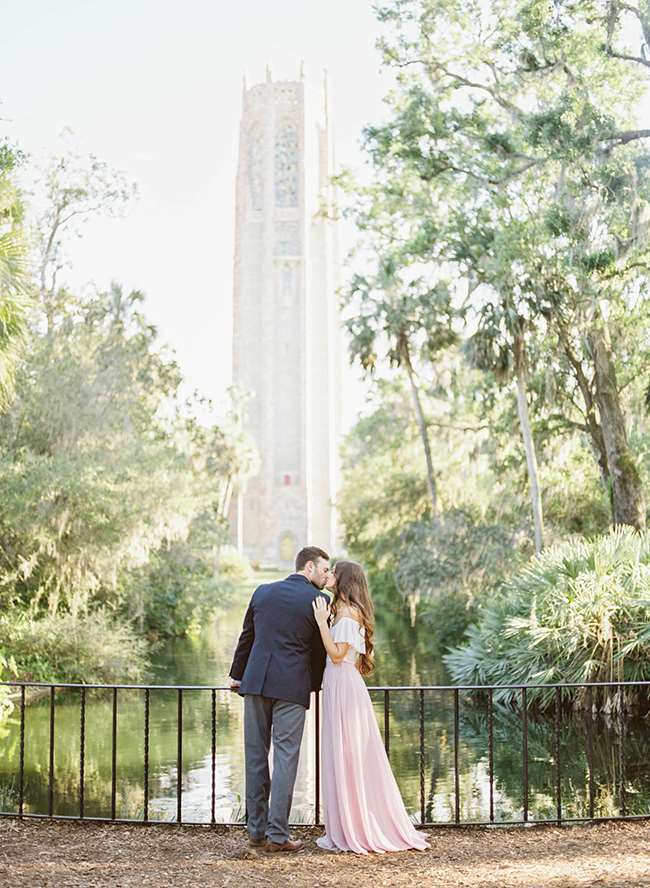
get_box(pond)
[1,575,650,825]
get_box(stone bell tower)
[231,66,341,567]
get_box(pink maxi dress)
[316,617,429,854]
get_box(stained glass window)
[274,222,300,256]
[275,124,299,207]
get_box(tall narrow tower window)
[275,124,299,207]
[248,124,264,210]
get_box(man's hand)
[229,679,241,693]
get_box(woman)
[312,560,429,854]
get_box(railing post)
[619,684,626,817]
[315,690,321,826]
[419,689,425,825]
[177,688,183,824]
[487,688,494,824]
[211,688,216,825]
[453,688,460,824]
[521,687,528,823]
[111,687,118,820]
[18,685,25,819]
[555,686,562,825]
[143,688,150,823]
[586,685,595,820]
[79,687,86,819]
[384,689,390,759]
[48,685,55,817]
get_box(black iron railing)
[1,679,649,828]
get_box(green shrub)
[0,650,17,721]
[392,509,526,649]
[1,610,148,684]
[444,527,650,709]
[217,545,252,583]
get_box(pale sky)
[0,1,387,421]
[3,4,647,428]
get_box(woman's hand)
[312,596,330,627]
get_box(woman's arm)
[312,597,350,665]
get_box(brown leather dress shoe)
[248,836,266,847]
[265,838,305,853]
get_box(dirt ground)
[1,818,650,888]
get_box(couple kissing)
[229,546,428,855]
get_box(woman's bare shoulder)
[336,604,363,624]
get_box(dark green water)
[2,579,650,825]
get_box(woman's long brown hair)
[331,560,375,676]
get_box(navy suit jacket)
[229,573,328,710]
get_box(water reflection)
[1,578,650,824]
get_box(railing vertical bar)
[48,685,55,817]
[619,684,626,817]
[210,688,216,825]
[488,688,494,824]
[521,686,528,823]
[111,687,118,820]
[143,688,150,823]
[79,687,86,819]
[315,691,321,826]
[454,687,460,824]
[555,686,562,825]
[177,688,183,824]
[18,685,25,818]
[586,686,595,820]
[419,689,425,825]
[384,690,390,758]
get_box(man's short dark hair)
[295,546,329,571]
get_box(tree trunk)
[555,322,610,487]
[513,335,544,553]
[219,476,233,521]
[401,338,438,514]
[589,327,646,529]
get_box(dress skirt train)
[316,660,429,855]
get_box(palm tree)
[0,172,30,409]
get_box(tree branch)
[602,128,650,144]
[428,61,524,118]
[426,419,490,433]
[605,47,650,68]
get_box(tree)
[0,282,255,625]
[0,141,30,409]
[354,0,650,529]
[464,295,546,552]
[32,147,136,333]
[345,260,457,515]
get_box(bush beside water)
[444,527,650,710]
[0,610,148,685]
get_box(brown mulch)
[1,818,650,888]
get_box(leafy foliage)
[0,149,256,689]
[444,527,650,708]
[0,610,148,684]
[0,139,30,409]
[344,0,650,532]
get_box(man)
[229,546,330,853]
